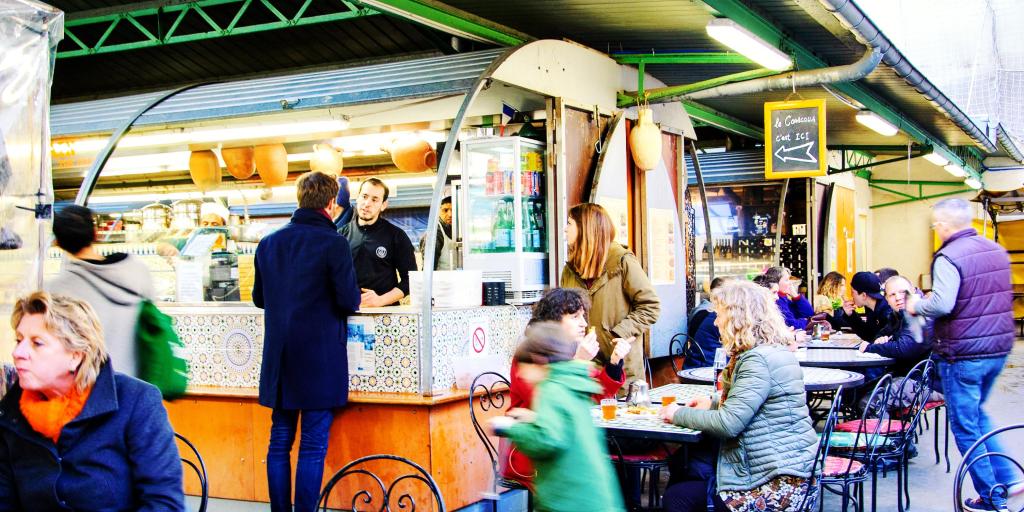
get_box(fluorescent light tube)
[964,176,982,189]
[923,151,949,166]
[944,164,966,178]
[855,111,899,136]
[706,18,792,71]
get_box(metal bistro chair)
[468,371,531,504]
[954,424,1024,512]
[825,375,896,512]
[879,359,937,512]
[175,433,209,512]
[318,454,446,512]
[922,395,951,473]
[804,386,843,512]
[668,333,710,379]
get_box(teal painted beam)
[871,188,972,209]
[618,68,775,107]
[358,0,529,46]
[682,100,764,141]
[60,0,378,58]
[612,52,752,65]
[700,0,978,174]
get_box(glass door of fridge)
[463,140,517,255]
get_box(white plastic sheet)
[0,0,62,354]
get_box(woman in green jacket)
[561,203,660,388]
[659,280,818,512]
[490,322,625,512]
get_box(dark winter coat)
[253,208,361,410]
[0,363,184,511]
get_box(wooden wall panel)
[563,106,602,208]
[164,398,256,501]
[428,397,506,508]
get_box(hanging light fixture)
[855,111,899,136]
[922,151,949,166]
[964,176,982,189]
[943,163,967,178]
[705,18,792,71]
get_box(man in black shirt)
[847,271,892,342]
[339,178,417,307]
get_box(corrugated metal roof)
[50,49,504,136]
[685,149,766,185]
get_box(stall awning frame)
[50,48,506,137]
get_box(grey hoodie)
[46,254,155,377]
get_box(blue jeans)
[938,357,1021,507]
[267,408,335,512]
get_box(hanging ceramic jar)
[386,136,437,173]
[221,146,256,179]
[629,107,662,170]
[254,143,288,188]
[310,143,344,174]
[188,150,221,192]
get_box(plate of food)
[624,405,661,417]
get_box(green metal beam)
[60,0,379,58]
[870,188,972,209]
[618,68,775,107]
[869,179,970,186]
[682,100,764,141]
[612,52,752,65]
[357,0,529,46]
[700,0,980,174]
[869,184,916,200]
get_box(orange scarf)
[19,386,92,443]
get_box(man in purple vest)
[908,198,1021,512]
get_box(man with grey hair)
[907,198,1020,512]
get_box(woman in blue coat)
[0,292,184,511]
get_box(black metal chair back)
[954,424,1024,512]
[801,386,842,511]
[468,371,515,493]
[175,433,208,512]
[850,374,896,465]
[891,359,935,448]
[318,454,446,512]
[669,333,709,376]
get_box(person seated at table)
[684,279,731,370]
[875,267,900,284]
[0,291,184,511]
[764,266,815,330]
[813,271,854,330]
[859,275,943,400]
[503,287,631,487]
[688,277,727,339]
[659,280,819,512]
[0,363,14,401]
[490,322,625,512]
[847,271,892,342]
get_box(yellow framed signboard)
[764,99,827,179]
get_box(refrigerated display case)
[461,137,547,304]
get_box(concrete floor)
[190,341,1024,512]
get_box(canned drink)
[504,170,513,195]
[485,170,495,196]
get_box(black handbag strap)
[66,267,137,308]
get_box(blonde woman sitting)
[659,280,818,512]
[0,292,184,511]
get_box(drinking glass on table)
[713,348,728,394]
[600,398,617,420]
[661,394,677,406]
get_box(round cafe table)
[677,366,864,392]
[795,347,894,369]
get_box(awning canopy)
[50,49,505,137]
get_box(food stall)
[51,39,694,507]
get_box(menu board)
[764,99,827,179]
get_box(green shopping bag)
[135,299,189,400]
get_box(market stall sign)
[764,99,827,179]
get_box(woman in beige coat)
[560,203,660,387]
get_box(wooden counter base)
[165,388,505,509]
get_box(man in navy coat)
[252,171,361,512]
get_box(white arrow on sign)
[774,141,817,164]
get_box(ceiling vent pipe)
[683,48,881,101]
[817,0,997,153]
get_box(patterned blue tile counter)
[165,304,531,395]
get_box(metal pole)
[687,142,714,281]
[774,178,790,267]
